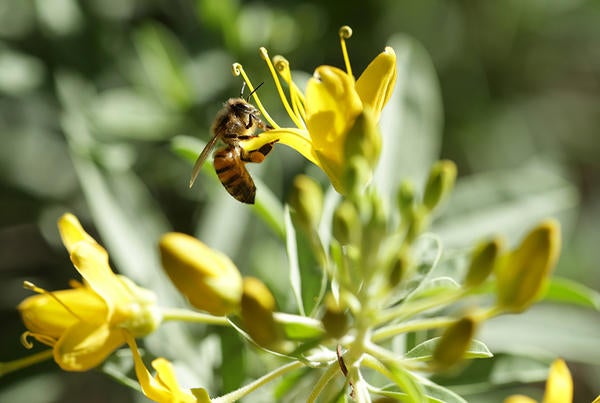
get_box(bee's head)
[228,99,260,117]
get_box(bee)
[189,84,276,204]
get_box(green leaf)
[375,33,443,201]
[543,276,600,310]
[433,158,578,247]
[285,206,305,315]
[405,338,493,361]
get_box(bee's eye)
[232,101,258,115]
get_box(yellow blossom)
[236,25,397,194]
[504,359,573,403]
[126,335,209,403]
[17,213,161,372]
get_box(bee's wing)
[189,133,222,188]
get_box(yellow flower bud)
[159,233,242,316]
[432,316,476,370]
[495,220,561,313]
[288,174,324,232]
[320,294,349,339]
[423,160,457,211]
[543,359,572,403]
[465,237,504,288]
[240,277,281,348]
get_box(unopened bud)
[405,205,427,244]
[159,233,242,316]
[396,180,415,223]
[465,238,503,288]
[240,277,281,348]
[344,109,382,173]
[423,160,456,211]
[321,294,349,339]
[332,200,361,245]
[288,175,323,232]
[388,250,410,288]
[342,156,372,197]
[432,316,476,370]
[495,220,561,313]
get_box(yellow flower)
[236,25,397,194]
[17,213,161,371]
[504,359,573,403]
[126,335,209,403]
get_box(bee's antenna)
[246,82,264,101]
[240,81,247,98]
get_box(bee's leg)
[246,114,255,129]
[241,140,278,163]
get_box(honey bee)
[189,84,276,204]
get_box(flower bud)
[396,180,415,224]
[423,160,457,211]
[342,156,372,197]
[344,108,382,174]
[388,250,411,289]
[405,205,427,244]
[495,220,561,313]
[288,175,323,232]
[432,316,476,370]
[464,238,504,288]
[240,277,281,348]
[320,293,349,339]
[332,200,361,245]
[159,233,242,316]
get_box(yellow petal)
[18,287,106,339]
[126,335,197,403]
[69,242,133,312]
[355,47,397,120]
[305,66,362,161]
[153,359,198,402]
[54,322,125,371]
[57,213,99,254]
[543,359,573,403]
[241,127,320,167]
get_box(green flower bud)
[288,175,324,232]
[465,238,504,288]
[240,277,281,348]
[396,180,415,223]
[432,316,476,370]
[388,250,411,288]
[405,205,428,244]
[321,293,349,339]
[343,156,372,198]
[159,233,242,316]
[423,160,457,211]
[344,109,382,173]
[332,200,361,245]
[495,220,561,313]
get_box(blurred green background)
[1,0,598,402]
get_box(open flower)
[236,25,397,194]
[17,213,161,371]
[126,335,208,403]
[504,359,572,403]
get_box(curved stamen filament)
[259,47,305,130]
[339,25,353,78]
[273,55,307,126]
[232,63,279,130]
[23,281,84,322]
[21,331,57,349]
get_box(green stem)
[0,349,54,376]
[307,362,341,403]
[376,289,466,325]
[371,316,456,342]
[161,308,229,326]
[212,360,304,403]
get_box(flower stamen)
[232,62,279,129]
[260,47,305,130]
[23,280,84,322]
[273,55,307,126]
[20,331,57,349]
[339,25,353,78]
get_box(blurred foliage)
[0,0,599,402]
